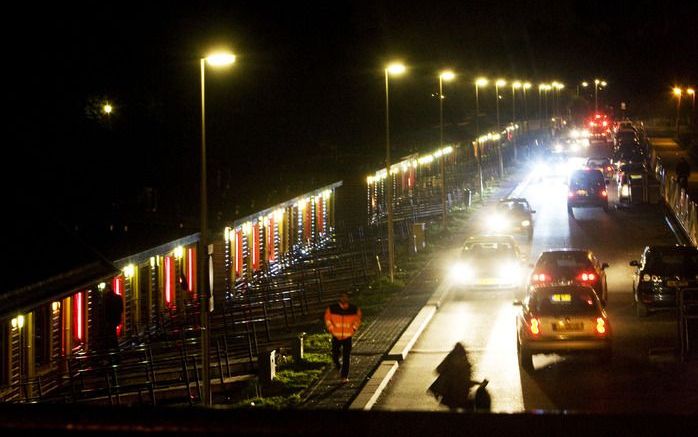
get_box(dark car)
[515,285,612,371]
[617,162,647,204]
[491,198,535,240]
[613,131,639,148]
[449,235,525,290]
[585,157,614,181]
[630,245,698,317]
[528,249,609,305]
[567,169,609,215]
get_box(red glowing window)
[164,256,175,306]
[187,247,196,292]
[73,291,85,342]
[235,229,243,277]
[252,224,261,271]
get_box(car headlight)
[487,214,509,232]
[450,263,474,284]
[521,219,531,227]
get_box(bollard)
[464,188,472,209]
[412,223,426,254]
[293,332,306,362]
[259,349,276,385]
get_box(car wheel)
[518,344,534,372]
[636,301,649,318]
[567,206,574,217]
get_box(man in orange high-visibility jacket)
[324,292,362,383]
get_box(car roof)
[645,245,698,254]
[570,168,604,178]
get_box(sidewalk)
[301,164,530,409]
[650,137,698,199]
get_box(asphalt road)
[374,148,698,414]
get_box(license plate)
[477,278,498,285]
[553,322,583,331]
[630,174,643,180]
[576,190,587,196]
[667,280,689,287]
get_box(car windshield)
[529,289,600,316]
[645,252,698,276]
[570,171,604,190]
[536,252,593,272]
[498,201,528,215]
[463,241,515,258]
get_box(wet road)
[374,150,698,414]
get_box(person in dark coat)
[428,342,473,411]
[103,284,124,351]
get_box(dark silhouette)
[676,157,690,190]
[103,284,124,351]
[324,292,362,383]
[428,342,474,411]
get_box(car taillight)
[579,272,597,281]
[527,316,541,336]
[606,166,613,171]
[532,273,549,282]
[601,190,607,197]
[596,317,607,335]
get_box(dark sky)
[6,1,697,227]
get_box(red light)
[589,122,597,127]
[601,190,607,197]
[596,317,607,335]
[165,256,172,305]
[602,121,608,127]
[532,273,548,282]
[580,272,597,281]
[529,317,541,335]
[187,248,195,292]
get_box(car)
[585,157,614,181]
[488,198,535,240]
[528,248,609,305]
[449,234,525,289]
[533,154,568,180]
[567,168,609,215]
[515,285,612,371]
[617,162,647,204]
[613,130,640,148]
[614,120,638,135]
[630,245,698,317]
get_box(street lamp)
[475,77,488,201]
[552,82,564,126]
[687,88,696,128]
[385,62,406,283]
[577,81,588,97]
[594,79,606,113]
[674,87,683,139]
[102,103,113,115]
[495,79,506,177]
[522,82,531,132]
[512,81,522,160]
[439,70,455,230]
[200,50,235,406]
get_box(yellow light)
[673,87,683,96]
[443,146,453,154]
[224,226,231,242]
[52,302,61,312]
[174,246,184,259]
[582,81,589,87]
[601,81,607,86]
[123,264,135,279]
[523,82,532,89]
[17,315,25,329]
[367,175,374,184]
[206,52,236,66]
[273,208,285,221]
[103,103,113,114]
[475,77,489,87]
[98,282,106,291]
[687,88,695,95]
[496,79,507,87]
[440,70,455,81]
[242,222,252,235]
[512,81,522,89]
[322,189,332,200]
[386,62,406,75]
[539,83,547,90]
[595,79,600,85]
[11,318,17,328]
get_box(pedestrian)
[324,292,362,383]
[676,156,691,190]
[103,283,124,352]
[428,342,473,411]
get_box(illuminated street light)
[594,79,607,112]
[200,49,236,406]
[474,77,488,201]
[511,81,522,160]
[688,88,696,128]
[102,103,113,115]
[523,82,531,132]
[439,70,455,230]
[673,87,682,138]
[494,79,506,177]
[385,62,406,282]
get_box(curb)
[348,360,399,410]
[385,305,437,361]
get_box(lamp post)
[199,51,235,406]
[384,62,406,283]
[577,81,588,97]
[594,79,606,113]
[523,82,531,132]
[687,88,696,128]
[439,70,455,230]
[538,83,545,128]
[512,81,522,160]
[495,79,506,177]
[552,82,564,128]
[674,87,683,139]
[475,77,488,201]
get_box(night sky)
[6,1,697,232]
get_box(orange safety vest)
[324,302,362,340]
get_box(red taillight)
[602,121,608,127]
[596,317,607,335]
[529,317,541,336]
[579,272,597,281]
[532,273,549,282]
[601,190,607,197]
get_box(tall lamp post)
[384,62,406,282]
[495,79,506,177]
[512,81,522,160]
[199,51,235,406]
[594,79,606,113]
[577,81,588,97]
[522,82,531,132]
[673,87,683,139]
[475,77,488,201]
[687,88,696,128]
[439,70,455,230]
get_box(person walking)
[103,283,124,352]
[324,292,362,383]
[428,342,474,411]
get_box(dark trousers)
[331,337,353,378]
